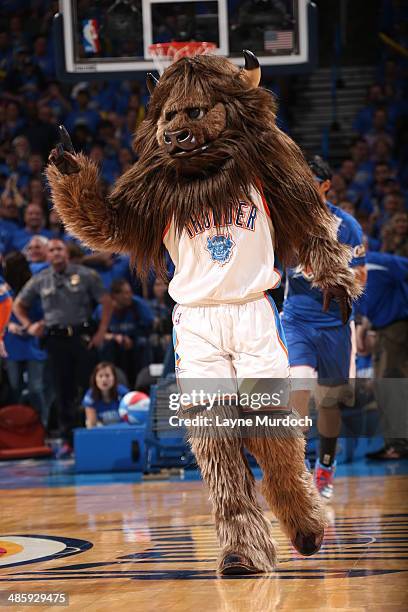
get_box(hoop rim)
[148,41,217,57]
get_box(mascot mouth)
[172,143,210,158]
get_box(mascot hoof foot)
[292,530,324,556]
[218,554,264,576]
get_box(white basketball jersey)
[163,184,280,305]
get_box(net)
[148,41,216,75]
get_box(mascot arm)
[46,153,121,252]
[46,127,134,254]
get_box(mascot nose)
[163,129,197,152]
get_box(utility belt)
[44,321,95,338]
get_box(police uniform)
[17,264,106,442]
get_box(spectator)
[365,108,394,151]
[39,81,71,124]
[81,251,131,289]
[48,209,65,238]
[70,124,93,154]
[26,177,47,209]
[0,190,21,228]
[32,35,55,79]
[0,266,13,359]
[11,202,52,251]
[0,101,25,141]
[13,238,113,456]
[381,212,408,257]
[371,137,397,168]
[82,361,129,427]
[97,279,154,386]
[1,173,26,212]
[11,134,30,168]
[355,212,381,252]
[356,251,408,460]
[27,153,44,181]
[2,251,49,426]
[26,235,50,274]
[372,192,405,236]
[89,144,118,185]
[19,99,58,159]
[351,138,372,186]
[97,119,121,157]
[65,88,100,135]
[352,83,387,135]
[148,277,173,362]
[5,56,45,98]
[360,162,394,214]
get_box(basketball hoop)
[148,41,216,75]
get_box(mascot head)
[144,51,262,176]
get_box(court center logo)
[206,234,235,266]
[1,515,407,581]
[0,535,92,569]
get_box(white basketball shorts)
[172,293,290,409]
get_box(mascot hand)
[48,125,80,175]
[322,286,352,325]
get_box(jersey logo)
[206,234,235,266]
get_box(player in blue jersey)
[282,156,367,499]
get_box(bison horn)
[146,73,159,95]
[241,50,261,88]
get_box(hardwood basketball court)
[1,461,407,611]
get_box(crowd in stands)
[0,1,407,449]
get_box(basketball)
[118,391,151,426]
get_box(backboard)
[54,0,317,81]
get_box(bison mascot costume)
[47,51,360,575]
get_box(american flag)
[264,30,294,52]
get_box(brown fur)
[187,405,277,573]
[46,55,361,298]
[244,422,327,543]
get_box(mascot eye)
[187,107,204,120]
[165,110,177,121]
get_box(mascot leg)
[186,404,277,575]
[244,412,326,556]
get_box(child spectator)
[82,361,129,427]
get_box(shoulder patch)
[353,244,366,258]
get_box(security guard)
[13,239,113,454]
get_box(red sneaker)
[314,460,336,500]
